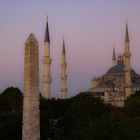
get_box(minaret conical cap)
[112,47,116,61]
[125,21,129,42]
[44,16,50,42]
[62,36,66,54]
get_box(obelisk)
[22,33,40,140]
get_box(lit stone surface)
[22,33,40,140]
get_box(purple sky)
[0,0,140,97]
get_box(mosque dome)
[106,56,136,75]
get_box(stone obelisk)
[22,33,40,140]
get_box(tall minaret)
[43,16,52,99]
[22,33,40,140]
[61,37,67,99]
[112,47,116,65]
[124,22,132,97]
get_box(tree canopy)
[0,88,140,140]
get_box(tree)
[0,87,23,140]
[124,91,140,117]
[1,88,140,140]
[55,92,110,140]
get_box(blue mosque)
[90,23,140,107]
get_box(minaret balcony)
[61,88,68,92]
[43,57,52,64]
[124,67,131,72]
[43,76,52,83]
[61,75,67,79]
[124,52,131,57]
[61,63,67,67]
[124,83,131,88]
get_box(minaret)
[124,22,132,97]
[112,47,116,65]
[22,33,40,140]
[61,37,67,99]
[43,16,52,99]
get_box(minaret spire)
[62,35,66,54]
[44,16,50,42]
[112,46,116,65]
[61,36,67,99]
[124,20,131,97]
[125,20,129,42]
[43,16,52,99]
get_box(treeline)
[0,87,140,140]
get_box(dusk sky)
[0,0,140,97]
